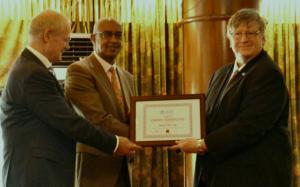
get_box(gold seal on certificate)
[130,94,206,146]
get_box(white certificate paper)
[130,94,205,145]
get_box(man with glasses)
[170,9,292,187]
[65,18,135,187]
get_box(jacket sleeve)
[24,69,117,154]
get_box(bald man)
[64,18,135,187]
[0,10,140,187]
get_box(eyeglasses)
[230,30,261,40]
[95,31,122,40]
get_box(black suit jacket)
[0,49,117,187]
[194,50,292,187]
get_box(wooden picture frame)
[130,94,206,146]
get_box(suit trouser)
[75,152,130,187]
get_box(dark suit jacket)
[64,53,136,185]
[0,49,117,187]
[194,50,292,187]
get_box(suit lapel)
[116,67,132,110]
[219,68,242,101]
[22,49,64,96]
[87,54,112,89]
[223,71,245,94]
[219,51,264,102]
[86,54,126,114]
[212,67,233,107]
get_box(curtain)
[0,0,184,186]
[0,19,28,86]
[259,1,300,186]
[0,0,101,86]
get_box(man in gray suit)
[0,10,140,187]
[170,9,292,187]
[64,18,135,187]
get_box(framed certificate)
[130,94,206,146]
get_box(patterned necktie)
[109,67,126,116]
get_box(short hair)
[227,8,267,37]
[29,10,70,41]
[92,18,122,34]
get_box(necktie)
[227,69,239,85]
[109,67,126,116]
[48,66,56,77]
[221,69,239,99]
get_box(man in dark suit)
[170,9,292,187]
[0,10,140,187]
[64,18,135,187]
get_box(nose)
[239,33,249,41]
[109,35,120,42]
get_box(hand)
[114,136,142,156]
[169,138,207,154]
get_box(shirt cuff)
[196,139,208,152]
[113,135,119,153]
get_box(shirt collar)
[26,45,52,69]
[233,61,246,73]
[93,51,117,73]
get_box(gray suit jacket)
[64,53,136,186]
[0,49,117,187]
[194,50,292,187]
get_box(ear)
[42,29,52,43]
[228,37,233,48]
[90,34,96,44]
[226,32,233,48]
[262,35,266,45]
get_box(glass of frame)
[130,94,206,146]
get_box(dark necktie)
[227,69,239,86]
[48,66,56,77]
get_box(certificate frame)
[130,94,206,146]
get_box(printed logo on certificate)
[130,94,206,146]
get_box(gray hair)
[92,17,121,34]
[29,10,70,41]
[227,8,267,37]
